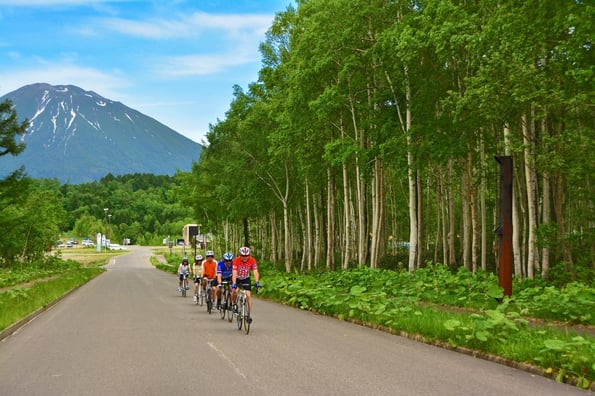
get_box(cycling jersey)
[201,258,217,279]
[232,256,258,279]
[178,263,190,275]
[217,260,233,279]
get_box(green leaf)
[475,330,489,342]
[349,285,366,296]
[444,319,461,331]
[543,339,566,351]
[487,284,504,299]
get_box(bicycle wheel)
[236,298,243,330]
[219,293,226,320]
[220,289,228,320]
[182,279,187,297]
[199,283,204,306]
[242,299,251,335]
[226,292,233,322]
[206,288,212,314]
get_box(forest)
[0,0,593,283]
[182,0,593,279]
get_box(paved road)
[0,247,588,396]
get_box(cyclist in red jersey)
[231,246,261,318]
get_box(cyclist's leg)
[242,278,253,314]
[193,276,199,295]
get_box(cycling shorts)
[236,277,251,291]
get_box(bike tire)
[182,279,187,297]
[226,293,233,322]
[236,299,243,330]
[220,297,226,320]
[199,284,204,306]
[207,288,212,314]
[242,301,251,335]
[220,290,228,320]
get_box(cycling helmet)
[195,255,203,261]
[206,250,215,257]
[223,252,233,261]
[182,257,188,263]
[239,246,251,256]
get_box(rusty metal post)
[495,156,513,297]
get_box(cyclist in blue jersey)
[216,252,234,310]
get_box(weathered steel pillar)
[495,156,513,297]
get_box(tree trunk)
[523,112,538,279]
[448,158,456,267]
[326,168,336,270]
[342,160,351,269]
[541,171,550,278]
[305,179,313,271]
[469,151,479,273]
[480,137,487,271]
[462,165,471,271]
[504,124,522,277]
[314,192,321,269]
[370,157,385,269]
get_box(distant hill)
[0,83,201,183]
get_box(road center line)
[207,341,247,379]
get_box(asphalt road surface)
[0,247,588,396]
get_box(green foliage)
[0,257,80,288]
[536,336,595,389]
[0,265,103,331]
[443,301,528,348]
[257,265,594,386]
[512,282,595,324]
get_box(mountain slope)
[0,83,201,183]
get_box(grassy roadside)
[0,249,127,334]
[147,254,594,389]
[253,264,594,390]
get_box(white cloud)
[0,63,129,98]
[95,11,273,40]
[154,51,258,77]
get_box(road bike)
[219,281,233,322]
[195,277,205,306]
[234,284,259,335]
[180,274,188,297]
[205,279,215,314]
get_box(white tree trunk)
[504,124,522,276]
[523,113,538,279]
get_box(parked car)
[81,240,95,247]
[108,243,127,251]
[56,241,66,248]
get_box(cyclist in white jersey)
[177,257,190,291]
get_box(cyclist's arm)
[253,268,260,284]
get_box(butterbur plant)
[536,336,595,389]
[443,302,527,348]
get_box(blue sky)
[0,0,293,144]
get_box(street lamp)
[107,214,112,247]
[104,208,109,251]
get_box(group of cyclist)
[177,246,261,317]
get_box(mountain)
[0,83,201,183]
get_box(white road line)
[207,341,247,379]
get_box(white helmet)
[195,255,203,261]
[239,246,251,256]
[206,250,215,257]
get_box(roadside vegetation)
[0,250,122,334]
[255,263,594,390]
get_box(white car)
[81,240,95,247]
[108,243,127,251]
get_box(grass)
[255,264,595,389]
[0,267,104,332]
[0,248,117,333]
